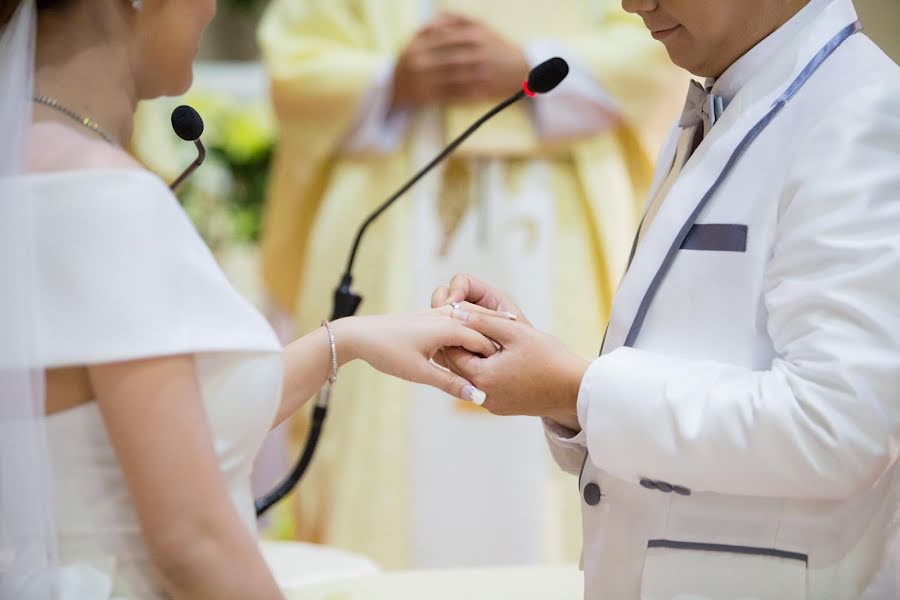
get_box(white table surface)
[282,564,584,600]
[260,540,381,592]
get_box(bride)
[0,1,493,598]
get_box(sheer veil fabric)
[0,1,60,598]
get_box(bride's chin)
[172,69,195,97]
[141,67,194,101]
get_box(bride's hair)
[2,0,214,98]
[35,0,69,8]
[2,1,69,24]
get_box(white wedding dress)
[21,168,284,599]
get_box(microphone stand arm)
[255,89,527,518]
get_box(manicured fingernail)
[462,384,487,406]
[452,307,470,321]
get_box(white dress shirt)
[342,0,619,153]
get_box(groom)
[433,0,900,597]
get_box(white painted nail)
[462,384,487,406]
[452,307,471,321]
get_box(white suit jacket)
[546,1,900,598]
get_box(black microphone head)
[171,105,204,141]
[527,57,570,94]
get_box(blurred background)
[131,0,899,578]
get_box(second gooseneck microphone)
[254,57,570,518]
[169,105,206,192]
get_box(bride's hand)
[333,308,498,402]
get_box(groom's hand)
[441,309,588,421]
[431,273,530,325]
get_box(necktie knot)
[679,80,724,136]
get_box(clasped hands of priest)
[391,12,530,109]
[431,274,588,432]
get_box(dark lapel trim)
[648,539,809,564]
[577,451,590,489]
[621,20,863,349]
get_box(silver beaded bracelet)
[321,320,338,385]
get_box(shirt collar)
[706,0,833,106]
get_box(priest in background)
[257,0,683,569]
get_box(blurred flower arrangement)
[133,90,276,253]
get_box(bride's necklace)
[31,95,117,145]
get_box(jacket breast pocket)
[680,223,748,252]
[640,541,807,599]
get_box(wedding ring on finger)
[449,301,470,321]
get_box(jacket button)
[583,483,602,506]
[673,485,692,496]
[639,478,657,490]
[655,481,674,493]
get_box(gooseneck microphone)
[254,58,570,518]
[523,56,570,94]
[169,105,206,192]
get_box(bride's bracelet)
[321,320,338,385]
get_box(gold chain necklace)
[32,95,117,145]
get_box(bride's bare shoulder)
[28,122,144,174]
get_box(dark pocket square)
[680,223,747,252]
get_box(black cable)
[255,404,328,517]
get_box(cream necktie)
[637,81,723,244]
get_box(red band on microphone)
[522,80,536,97]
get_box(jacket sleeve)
[257,0,390,312]
[543,419,587,477]
[578,83,900,500]
[258,0,387,148]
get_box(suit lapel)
[619,125,680,269]
[644,126,682,214]
[601,0,861,355]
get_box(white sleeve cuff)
[341,58,414,154]
[524,40,620,141]
[576,355,605,434]
[542,417,585,447]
